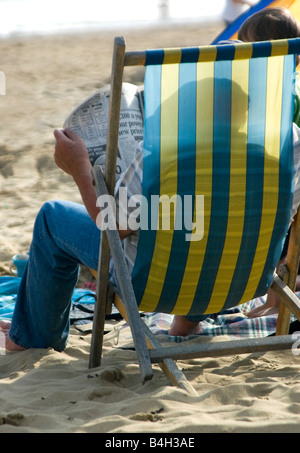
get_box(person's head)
[238,7,300,42]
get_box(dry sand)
[1,21,300,434]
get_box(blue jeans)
[10,200,101,351]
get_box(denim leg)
[10,200,101,351]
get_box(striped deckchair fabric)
[131,39,297,316]
[90,36,300,387]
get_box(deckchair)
[89,37,300,392]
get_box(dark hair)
[238,7,300,42]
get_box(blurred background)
[0,0,227,37]
[0,0,230,268]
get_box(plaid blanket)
[0,276,295,339]
[142,296,280,341]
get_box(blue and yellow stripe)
[145,38,300,66]
[131,46,295,316]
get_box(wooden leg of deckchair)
[89,268,196,393]
[149,335,296,362]
[91,165,153,383]
[271,274,300,322]
[89,267,113,315]
[89,234,112,369]
[275,265,293,335]
[89,36,126,369]
[276,209,300,335]
[114,295,198,396]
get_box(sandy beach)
[1,20,300,434]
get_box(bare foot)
[246,305,279,318]
[0,320,25,351]
[247,288,280,318]
[168,315,203,336]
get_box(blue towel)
[0,276,96,322]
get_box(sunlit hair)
[238,7,300,41]
[238,7,300,64]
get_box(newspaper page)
[63,82,144,180]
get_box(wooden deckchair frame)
[88,36,300,392]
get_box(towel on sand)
[0,275,291,341]
[0,276,96,324]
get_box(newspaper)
[63,82,144,180]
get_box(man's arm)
[53,128,131,239]
[54,128,99,222]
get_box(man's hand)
[53,127,132,238]
[54,128,99,221]
[54,128,92,181]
